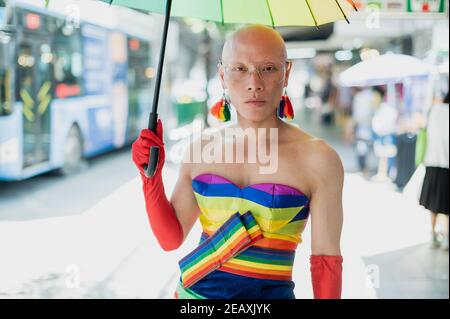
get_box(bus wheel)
[58,125,87,175]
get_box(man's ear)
[284,61,292,87]
[218,62,226,89]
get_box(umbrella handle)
[143,0,172,178]
[144,112,160,178]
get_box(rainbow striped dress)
[175,173,310,299]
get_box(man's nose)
[246,70,264,92]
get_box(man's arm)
[132,121,201,251]
[170,142,202,243]
[306,140,344,299]
[309,141,344,255]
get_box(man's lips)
[245,100,267,107]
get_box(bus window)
[127,38,152,90]
[0,1,7,24]
[53,20,83,99]
[127,38,152,139]
[15,37,53,168]
[0,32,11,116]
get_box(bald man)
[132,25,344,299]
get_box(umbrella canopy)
[339,53,433,87]
[103,0,357,27]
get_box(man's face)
[219,28,292,122]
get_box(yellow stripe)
[225,258,293,271]
[247,224,261,235]
[194,192,304,221]
[198,205,303,233]
[38,81,51,101]
[22,106,35,122]
[20,89,34,109]
[182,227,249,278]
[261,231,299,243]
[201,221,300,243]
[277,219,308,235]
[38,94,51,115]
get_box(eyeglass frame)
[218,59,292,84]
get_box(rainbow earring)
[211,93,231,122]
[278,89,294,120]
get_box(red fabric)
[310,255,343,299]
[132,119,184,251]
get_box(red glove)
[132,119,184,251]
[310,255,343,299]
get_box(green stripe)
[219,0,224,25]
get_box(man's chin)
[239,111,274,123]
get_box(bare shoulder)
[305,139,344,193]
[286,124,344,187]
[307,139,343,175]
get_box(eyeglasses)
[220,60,291,84]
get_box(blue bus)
[0,0,157,180]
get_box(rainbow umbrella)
[48,0,357,177]
[104,0,358,27]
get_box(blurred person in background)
[372,101,399,181]
[320,68,337,126]
[419,89,449,251]
[351,87,377,177]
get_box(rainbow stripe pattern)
[179,211,264,289]
[178,173,310,290]
[278,95,295,120]
[210,98,231,122]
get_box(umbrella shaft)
[149,0,173,131]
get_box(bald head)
[221,25,287,65]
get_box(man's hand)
[132,119,165,183]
